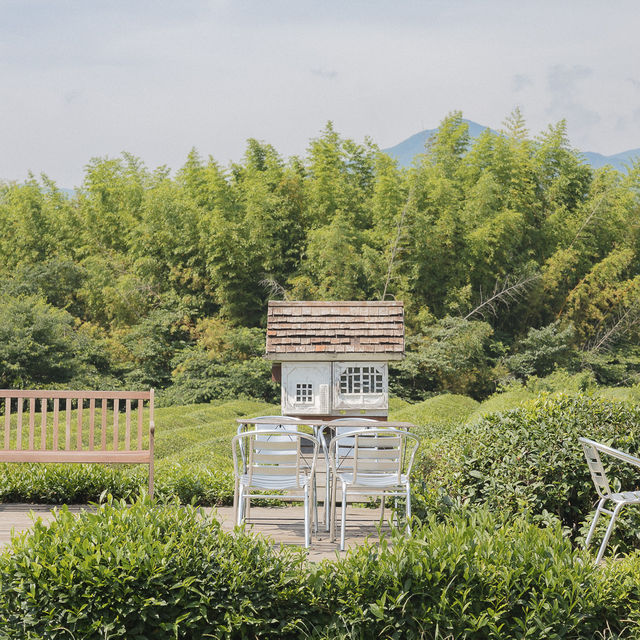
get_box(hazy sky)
[2,0,639,186]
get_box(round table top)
[236,416,415,429]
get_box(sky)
[1,0,639,187]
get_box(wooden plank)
[125,399,131,450]
[77,399,83,450]
[101,399,107,450]
[113,398,119,451]
[16,398,23,450]
[65,398,72,450]
[0,390,151,400]
[40,400,47,450]
[0,450,151,463]
[137,399,143,450]
[4,397,10,450]
[28,398,35,449]
[88,399,95,450]
[52,399,59,450]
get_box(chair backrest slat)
[253,452,298,465]
[40,400,47,450]
[4,397,10,450]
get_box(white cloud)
[1,0,640,184]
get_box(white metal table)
[236,417,415,530]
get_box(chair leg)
[304,486,310,548]
[340,484,347,552]
[313,477,318,535]
[379,491,386,525]
[596,502,624,564]
[585,498,606,548]
[405,484,411,533]
[236,486,244,527]
[233,477,239,514]
[330,474,337,543]
[325,467,331,531]
[245,495,251,523]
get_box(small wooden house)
[266,301,404,420]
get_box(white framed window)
[339,366,384,394]
[333,362,388,410]
[295,383,313,403]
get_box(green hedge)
[1,498,637,639]
[445,394,640,546]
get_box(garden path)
[0,504,389,561]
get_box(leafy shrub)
[390,317,499,400]
[465,388,534,423]
[504,320,576,379]
[449,394,640,545]
[1,499,628,640]
[0,463,144,504]
[0,496,313,639]
[392,393,479,435]
[314,508,607,639]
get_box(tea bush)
[312,508,608,639]
[449,394,640,545]
[0,496,314,639]
[1,500,632,639]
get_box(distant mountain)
[384,120,640,172]
[581,150,640,172]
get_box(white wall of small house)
[281,361,388,416]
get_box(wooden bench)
[0,390,155,497]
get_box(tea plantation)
[2,387,640,638]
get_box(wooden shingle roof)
[266,301,404,361]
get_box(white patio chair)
[319,418,382,530]
[234,416,302,513]
[232,430,320,548]
[329,428,420,551]
[579,437,640,563]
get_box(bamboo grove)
[1,111,639,401]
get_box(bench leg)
[148,461,154,499]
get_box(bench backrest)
[0,390,155,495]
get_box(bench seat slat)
[0,450,151,463]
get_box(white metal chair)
[234,416,302,511]
[329,428,419,551]
[232,430,320,548]
[580,437,640,563]
[319,418,381,530]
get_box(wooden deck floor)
[0,503,392,562]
